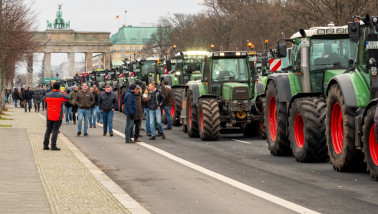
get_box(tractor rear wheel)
[172,88,184,126]
[288,97,328,162]
[264,81,291,155]
[326,84,364,171]
[186,91,199,138]
[361,105,378,180]
[256,96,266,139]
[198,98,221,141]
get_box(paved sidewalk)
[0,106,147,214]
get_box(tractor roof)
[290,23,348,39]
[175,51,211,58]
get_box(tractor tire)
[264,81,291,155]
[186,90,199,138]
[361,105,378,180]
[198,98,221,141]
[172,88,184,126]
[288,97,328,162]
[256,96,266,139]
[325,84,364,171]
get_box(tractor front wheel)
[172,88,184,126]
[198,98,221,141]
[186,91,199,138]
[264,81,291,155]
[325,84,363,171]
[288,97,328,162]
[361,105,378,180]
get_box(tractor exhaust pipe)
[300,29,311,93]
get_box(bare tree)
[0,0,38,111]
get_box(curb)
[39,114,150,214]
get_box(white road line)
[232,139,252,144]
[103,123,319,214]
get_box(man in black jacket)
[13,88,20,108]
[146,82,166,140]
[21,86,32,112]
[98,85,118,136]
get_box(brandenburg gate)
[27,5,112,86]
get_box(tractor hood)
[222,82,250,100]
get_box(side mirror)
[276,43,287,58]
[166,60,172,72]
[348,21,360,43]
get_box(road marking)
[232,139,252,144]
[102,123,320,214]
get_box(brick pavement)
[0,106,147,214]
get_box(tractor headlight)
[336,28,344,34]
[326,29,334,34]
[243,100,249,103]
[317,29,325,34]
[175,71,181,76]
[232,100,238,104]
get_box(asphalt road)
[59,111,378,214]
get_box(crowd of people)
[4,85,49,112]
[41,80,174,150]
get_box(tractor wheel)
[325,84,364,171]
[288,97,328,162]
[264,81,291,155]
[361,105,378,180]
[172,88,184,126]
[186,91,199,138]
[198,98,221,141]
[256,96,266,139]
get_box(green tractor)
[325,15,378,179]
[161,51,211,126]
[138,57,163,85]
[265,23,357,162]
[181,51,262,140]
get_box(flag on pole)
[115,15,119,19]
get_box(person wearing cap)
[124,84,137,143]
[98,85,118,136]
[42,82,70,151]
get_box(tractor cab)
[138,57,162,85]
[173,51,211,84]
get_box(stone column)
[44,52,52,79]
[85,52,93,72]
[26,54,33,87]
[67,52,75,77]
[104,52,111,69]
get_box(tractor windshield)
[141,61,155,77]
[97,73,105,82]
[310,38,357,71]
[212,58,249,82]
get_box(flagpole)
[125,10,127,26]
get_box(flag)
[115,15,119,19]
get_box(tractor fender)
[266,73,292,103]
[172,85,186,90]
[199,94,217,100]
[187,83,201,104]
[327,74,358,108]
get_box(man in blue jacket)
[124,84,137,143]
[99,85,118,136]
[146,82,166,140]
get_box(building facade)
[110,26,158,63]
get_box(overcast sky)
[17,0,205,74]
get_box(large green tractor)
[181,51,262,141]
[138,57,163,85]
[325,15,378,179]
[161,51,211,126]
[265,23,357,162]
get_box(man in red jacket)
[43,82,70,151]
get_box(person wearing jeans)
[43,82,70,151]
[162,81,174,130]
[13,88,20,108]
[75,83,94,136]
[99,85,118,136]
[21,86,32,112]
[124,84,137,143]
[146,82,166,140]
[89,86,99,128]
